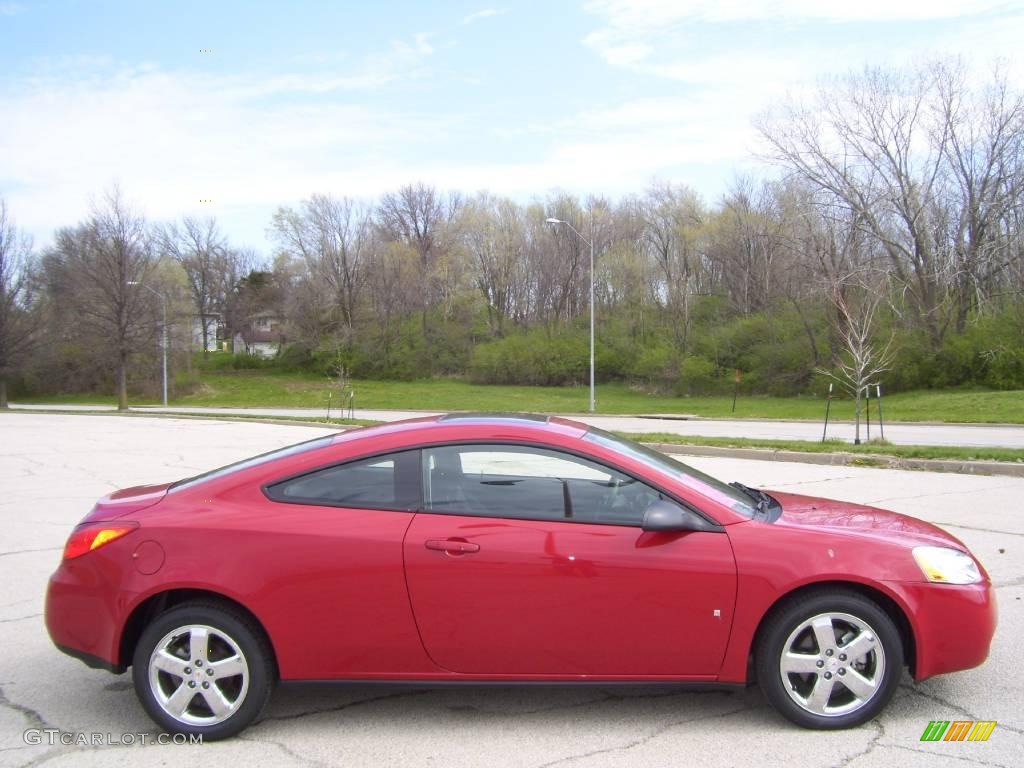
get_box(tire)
[132,601,275,740]
[756,590,903,729]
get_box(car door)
[257,449,431,678]
[403,444,737,677]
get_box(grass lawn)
[14,369,1024,424]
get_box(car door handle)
[424,538,480,554]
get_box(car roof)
[330,413,590,445]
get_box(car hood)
[767,490,967,550]
[79,482,172,524]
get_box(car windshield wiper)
[730,481,775,518]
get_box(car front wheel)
[756,590,903,729]
[132,601,275,740]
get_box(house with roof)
[232,311,284,358]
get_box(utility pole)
[546,216,596,413]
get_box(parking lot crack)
[901,685,1024,736]
[993,575,1024,588]
[938,522,1024,538]
[0,547,62,559]
[773,476,863,488]
[449,692,614,716]
[0,683,56,732]
[864,484,1024,507]
[831,720,883,768]
[529,702,757,768]
[0,612,41,624]
[237,734,332,768]
[886,743,1015,768]
[11,747,71,768]
[262,688,434,722]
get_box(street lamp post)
[128,281,168,407]
[546,217,595,413]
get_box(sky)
[3,0,1024,254]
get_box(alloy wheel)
[778,611,885,717]
[147,623,250,726]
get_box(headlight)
[912,546,982,585]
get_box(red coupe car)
[45,414,996,739]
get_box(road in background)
[1,413,1021,768]
[11,403,1024,448]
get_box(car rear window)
[265,449,421,510]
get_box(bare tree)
[710,178,794,317]
[534,195,588,326]
[377,183,462,340]
[459,193,527,336]
[271,195,373,344]
[638,182,706,351]
[757,63,953,347]
[818,269,895,444]
[366,242,420,358]
[220,247,259,348]
[935,60,1024,331]
[594,198,654,347]
[0,199,40,407]
[48,187,157,409]
[158,217,227,357]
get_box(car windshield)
[582,428,758,518]
[169,435,334,492]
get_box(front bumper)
[890,579,997,680]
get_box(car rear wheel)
[756,590,903,729]
[132,601,274,740]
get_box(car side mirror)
[641,499,715,533]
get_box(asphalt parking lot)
[1,413,1021,768]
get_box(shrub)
[469,330,587,385]
[276,343,314,371]
[675,356,718,395]
[632,344,679,391]
[195,351,274,371]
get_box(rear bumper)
[45,560,131,673]
[889,580,997,680]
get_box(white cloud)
[0,36,442,247]
[600,43,652,67]
[0,2,24,16]
[461,7,507,25]
[7,2,1024,252]
[0,46,762,250]
[584,0,1024,76]
[239,34,434,97]
[567,0,1024,211]
[584,0,1016,28]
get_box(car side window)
[266,450,420,510]
[422,444,663,526]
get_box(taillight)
[62,522,139,560]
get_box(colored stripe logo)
[920,721,997,742]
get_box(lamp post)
[546,217,595,413]
[128,281,168,407]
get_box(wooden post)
[876,384,885,441]
[865,386,871,441]
[822,382,833,443]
